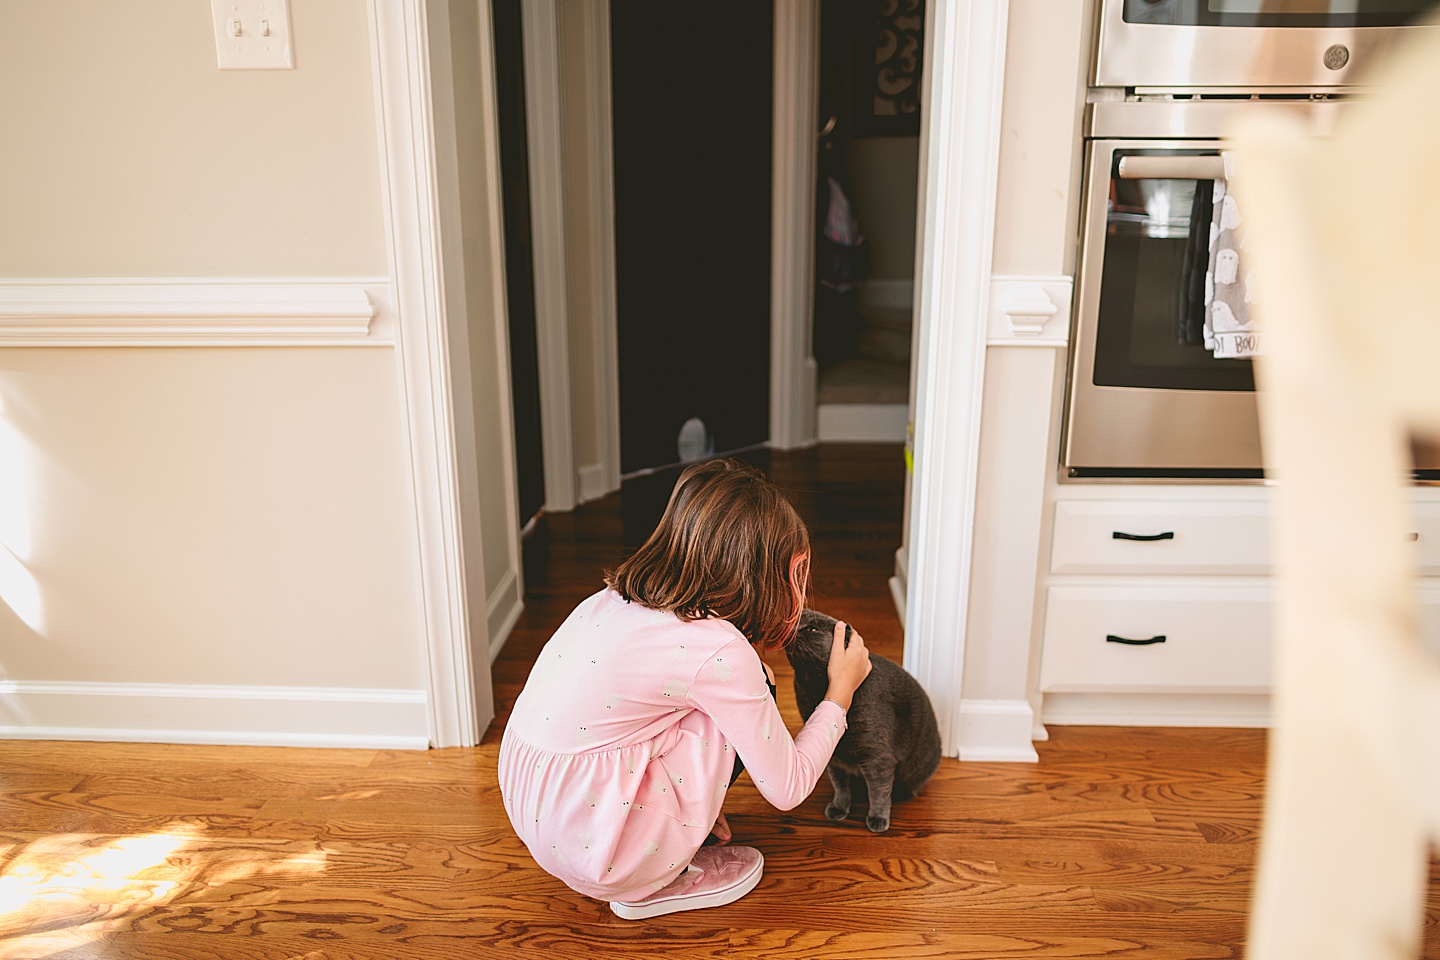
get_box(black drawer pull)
[1112,530,1175,541]
[1107,634,1167,646]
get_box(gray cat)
[786,609,942,833]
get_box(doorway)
[609,1,776,475]
[812,0,923,444]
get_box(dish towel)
[1204,152,1263,358]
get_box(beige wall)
[847,136,921,281]
[990,0,1091,277]
[959,0,1089,710]
[0,0,387,277]
[0,347,426,688]
[0,2,433,707]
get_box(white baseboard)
[0,681,430,749]
[888,576,907,627]
[817,403,908,442]
[1040,692,1273,728]
[889,545,909,624]
[487,568,524,663]
[953,699,1040,762]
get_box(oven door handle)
[1117,155,1226,181]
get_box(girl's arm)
[687,636,847,811]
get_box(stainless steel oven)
[1064,3,1440,478]
[1063,96,1440,477]
[1063,99,1340,478]
[1096,0,1440,89]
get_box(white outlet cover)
[211,0,294,70]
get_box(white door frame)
[380,0,1014,756]
[770,1,821,451]
[370,0,484,748]
[769,1,1015,756]
[520,0,578,513]
[511,0,621,509]
[901,0,1012,757]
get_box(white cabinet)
[1050,500,1271,576]
[1039,583,1271,693]
[1038,490,1440,727]
[1039,493,1275,725]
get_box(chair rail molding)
[904,0,1024,759]
[0,278,386,346]
[987,275,1073,346]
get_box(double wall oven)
[1062,0,1440,478]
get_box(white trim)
[522,0,577,513]
[816,403,909,442]
[1041,692,1273,728]
[466,0,524,716]
[370,0,480,749]
[0,278,385,346]
[0,681,429,750]
[954,700,1041,762]
[986,275,1074,346]
[903,0,1011,758]
[577,1,622,499]
[486,567,524,662]
[769,0,820,451]
[577,462,609,504]
[889,544,910,625]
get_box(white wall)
[956,0,1089,740]
[0,1,440,747]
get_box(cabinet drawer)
[1050,500,1271,575]
[1409,504,1440,576]
[1040,585,1272,693]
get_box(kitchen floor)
[1,444,1435,959]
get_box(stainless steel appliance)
[1096,0,1440,90]
[1063,1,1440,478]
[1063,99,1343,477]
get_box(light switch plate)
[211,0,294,70]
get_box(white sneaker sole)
[609,852,764,920]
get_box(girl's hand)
[824,620,872,710]
[705,811,732,846]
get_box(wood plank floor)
[2,444,1437,959]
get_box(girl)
[498,458,872,920]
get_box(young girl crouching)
[498,458,872,919]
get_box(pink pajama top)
[498,588,847,902]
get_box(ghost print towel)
[1205,153,1263,359]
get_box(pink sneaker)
[609,845,764,920]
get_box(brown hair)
[605,458,810,650]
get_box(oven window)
[1092,150,1254,392]
[1123,0,1440,28]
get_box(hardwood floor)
[1,444,1436,959]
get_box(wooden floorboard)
[1,444,1436,959]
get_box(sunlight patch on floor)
[0,824,330,957]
